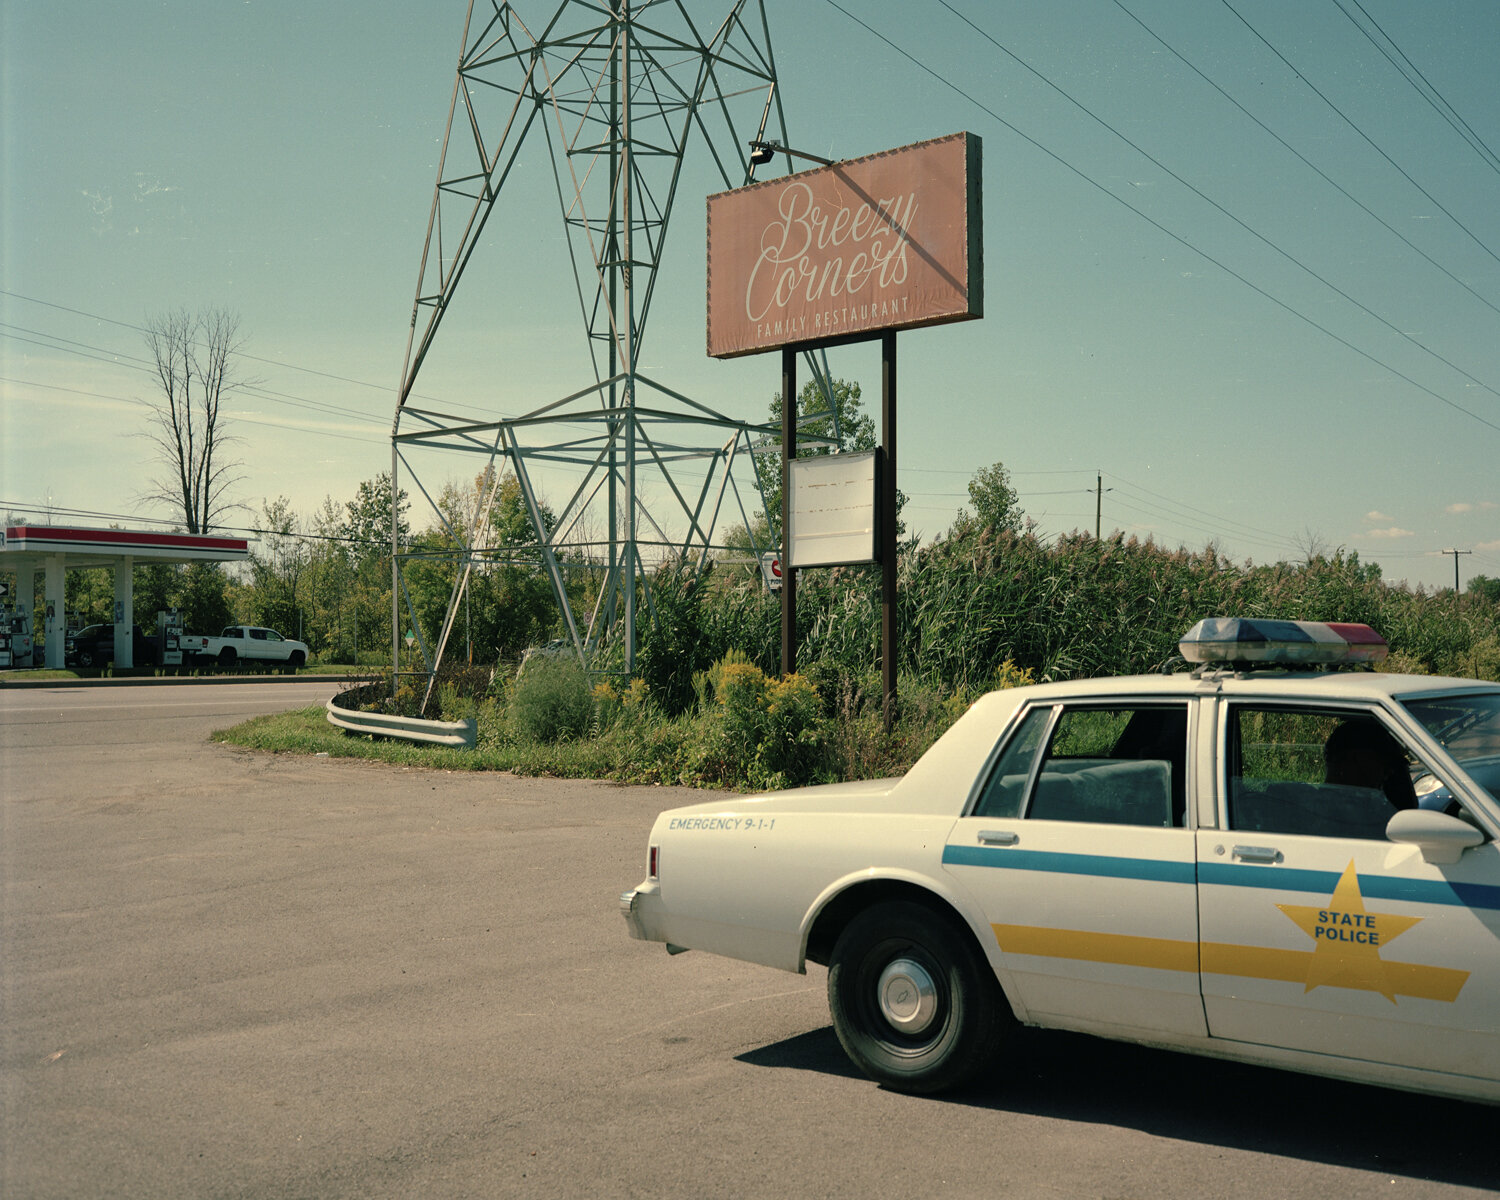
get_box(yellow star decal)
[1277,861,1422,1003]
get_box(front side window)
[975,703,1187,826]
[1227,706,1420,839]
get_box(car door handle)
[978,830,1019,846]
[1232,844,1282,864]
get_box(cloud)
[1365,510,1393,523]
[1446,501,1496,515]
[1480,539,1500,553]
[132,172,180,200]
[1366,526,1414,539]
[82,187,113,235]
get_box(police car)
[621,619,1500,1102]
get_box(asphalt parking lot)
[2,681,1498,1198]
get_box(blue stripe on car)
[942,845,1195,885]
[944,845,1500,910]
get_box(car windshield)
[1401,692,1500,802]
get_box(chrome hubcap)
[877,956,938,1035]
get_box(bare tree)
[1294,526,1333,565]
[139,306,248,533]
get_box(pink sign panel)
[707,132,982,359]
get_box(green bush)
[691,658,834,789]
[635,562,725,716]
[510,653,593,743]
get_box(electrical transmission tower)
[390,1,792,699]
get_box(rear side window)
[973,707,1051,818]
[975,704,1188,826]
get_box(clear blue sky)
[4,0,1499,593]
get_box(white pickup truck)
[182,625,309,668]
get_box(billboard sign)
[786,451,878,569]
[707,131,982,358]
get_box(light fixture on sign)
[747,139,833,168]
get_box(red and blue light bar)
[1179,618,1388,667]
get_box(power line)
[0,289,628,442]
[0,288,402,397]
[904,465,1092,477]
[0,322,388,426]
[818,0,1500,437]
[1220,0,1500,270]
[1333,0,1500,177]
[1110,0,1500,320]
[1103,471,1298,547]
[2,373,389,447]
[933,0,1500,408]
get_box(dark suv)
[65,624,159,668]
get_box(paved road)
[2,684,1498,1198]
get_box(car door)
[944,698,1208,1039]
[1197,700,1500,1081]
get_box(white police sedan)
[621,619,1500,1102]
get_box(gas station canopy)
[1,525,251,668]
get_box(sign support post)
[780,345,798,677]
[708,131,982,735]
[881,331,898,732]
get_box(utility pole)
[1441,548,1473,594]
[1094,472,1112,539]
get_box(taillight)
[648,844,659,880]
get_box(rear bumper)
[620,880,666,943]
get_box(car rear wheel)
[827,900,1007,1094]
[218,648,237,666]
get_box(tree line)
[25,364,1500,693]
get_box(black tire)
[827,900,1008,1094]
[288,650,305,669]
[77,649,97,668]
[218,648,237,666]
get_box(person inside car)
[1324,717,1419,811]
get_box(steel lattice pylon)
[391,0,796,697]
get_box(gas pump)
[0,605,34,668]
[157,609,184,667]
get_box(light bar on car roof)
[1179,618,1387,667]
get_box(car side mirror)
[1386,808,1485,865]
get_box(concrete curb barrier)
[324,696,477,749]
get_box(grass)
[212,707,481,769]
[0,668,78,683]
[210,666,965,789]
[211,705,695,779]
